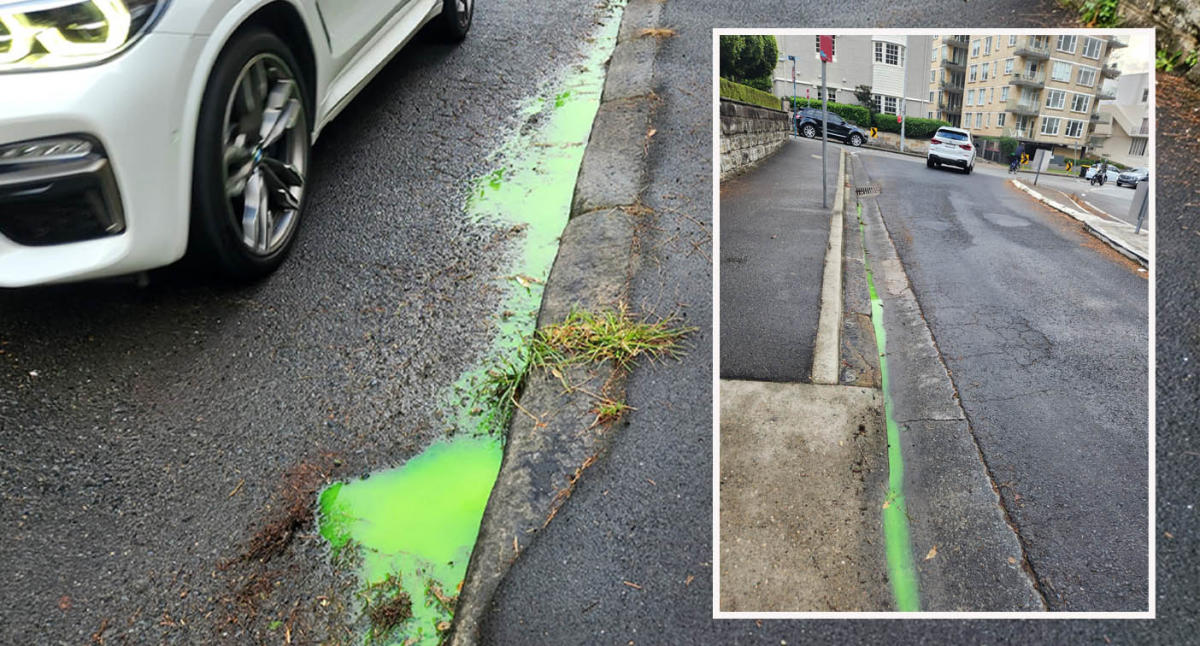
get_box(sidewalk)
[719,137,840,382]
[1012,179,1149,265]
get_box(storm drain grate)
[855,185,881,196]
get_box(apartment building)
[928,34,1124,160]
[1089,72,1150,167]
[771,35,933,119]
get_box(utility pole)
[788,54,798,135]
[819,36,832,209]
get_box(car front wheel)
[926,158,934,168]
[849,133,863,147]
[801,124,817,138]
[191,29,310,280]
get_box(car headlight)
[0,0,165,72]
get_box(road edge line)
[811,148,846,384]
[1011,179,1147,266]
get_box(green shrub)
[871,114,951,138]
[719,35,779,92]
[719,78,782,111]
[790,98,871,127]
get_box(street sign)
[1065,160,1073,172]
[870,127,878,138]
[1032,148,1051,185]
[818,35,833,62]
[896,114,902,124]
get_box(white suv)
[0,0,473,287]
[926,126,976,174]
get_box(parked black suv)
[794,108,867,147]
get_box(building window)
[998,112,1006,126]
[983,36,992,56]
[986,112,991,127]
[1077,67,1096,87]
[1040,116,1061,135]
[930,69,936,83]
[1056,35,1077,54]
[1129,138,1147,156]
[1004,58,1014,75]
[982,64,989,81]
[1141,87,1149,103]
[966,89,975,106]
[971,39,980,57]
[1070,93,1090,112]
[928,111,934,119]
[932,45,938,62]
[1051,61,1072,82]
[1082,37,1103,60]
[872,94,882,113]
[815,35,836,58]
[874,41,903,65]
[1000,86,1009,102]
[1045,89,1066,109]
[977,113,984,128]
[1065,120,1084,138]
[989,87,995,103]
[969,64,978,82]
[884,96,897,114]
[929,90,935,102]
[1008,35,1017,47]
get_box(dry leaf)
[924,545,937,560]
[684,575,694,586]
[1007,557,1017,565]
[882,500,890,509]
[622,580,642,590]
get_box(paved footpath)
[720,137,839,382]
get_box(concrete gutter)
[1011,179,1148,266]
[811,148,846,384]
[450,2,665,643]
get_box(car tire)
[440,0,473,42]
[191,29,311,280]
[802,124,817,138]
[849,133,863,147]
[965,163,973,175]
[926,158,934,168]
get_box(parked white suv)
[926,126,976,174]
[0,0,473,287]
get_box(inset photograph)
[716,29,1152,615]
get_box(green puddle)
[315,3,627,644]
[856,201,921,612]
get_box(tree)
[719,35,779,92]
[853,84,876,123]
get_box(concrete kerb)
[811,148,846,384]
[1010,179,1149,266]
[449,2,665,643]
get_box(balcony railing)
[1089,112,1101,122]
[1013,38,1051,60]
[944,35,969,48]
[1002,126,1034,139]
[938,98,962,113]
[1101,65,1121,79]
[1106,35,1127,49]
[1087,136,1107,147]
[939,79,963,93]
[1097,87,1116,100]
[1007,70,1046,89]
[940,57,966,73]
[1004,96,1041,116]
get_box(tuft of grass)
[592,397,632,426]
[1076,0,1119,28]
[530,306,696,371]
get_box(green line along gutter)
[316,4,628,644]
[855,200,920,611]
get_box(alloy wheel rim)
[456,0,473,27]
[221,53,307,257]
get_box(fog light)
[0,137,94,165]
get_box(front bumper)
[0,32,205,287]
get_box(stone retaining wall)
[720,99,789,179]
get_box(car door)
[317,0,413,62]
[825,113,847,139]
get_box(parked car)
[0,0,474,287]
[794,108,867,147]
[1115,167,1149,188]
[1085,166,1121,184]
[926,126,976,174]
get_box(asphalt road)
[859,147,1149,610]
[1008,170,1143,228]
[0,2,610,642]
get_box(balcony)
[1013,38,1051,60]
[940,57,966,73]
[1007,70,1046,89]
[944,35,969,48]
[1002,126,1034,140]
[939,79,963,93]
[938,98,962,114]
[1106,36,1127,49]
[1089,112,1101,122]
[1097,87,1116,100]
[1004,96,1041,116]
[1101,65,1121,79]
[1087,136,1107,148]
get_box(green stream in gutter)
[856,201,920,611]
[316,4,626,644]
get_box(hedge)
[789,98,871,128]
[871,114,952,139]
[976,135,1019,158]
[720,77,782,111]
